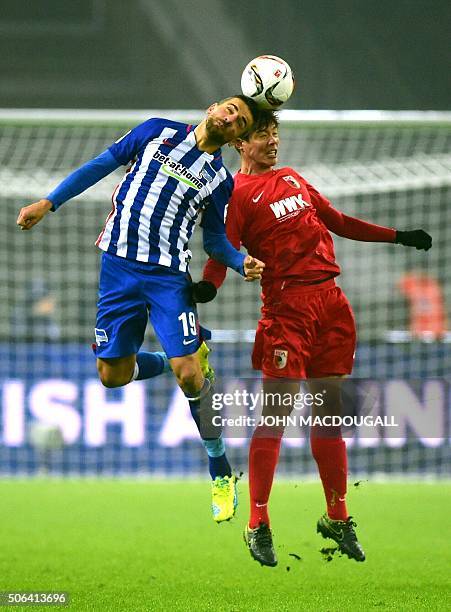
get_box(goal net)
[0,109,449,477]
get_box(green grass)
[0,480,450,611]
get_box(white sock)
[131,362,139,382]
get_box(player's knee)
[98,369,123,388]
[176,369,198,393]
[99,374,122,388]
[172,359,201,395]
[97,361,131,388]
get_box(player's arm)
[200,182,264,283]
[17,119,160,231]
[201,224,264,283]
[307,182,432,250]
[17,150,120,230]
[202,198,243,291]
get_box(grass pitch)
[0,479,449,611]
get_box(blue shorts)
[95,252,200,359]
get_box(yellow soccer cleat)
[197,341,215,385]
[211,475,238,523]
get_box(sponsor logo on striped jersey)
[153,149,204,190]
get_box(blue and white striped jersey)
[96,118,234,272]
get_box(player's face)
[241,124,279,169]
[205,98,254,144]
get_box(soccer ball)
[29,422,64,451]
[241,55,295,109]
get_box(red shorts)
[252,279,356,378]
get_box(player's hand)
[191,280,217,303]
[16,199,53,231]
[243,255,265,282]
[395,229,432,251]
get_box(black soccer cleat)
[243,523,278,567]
[317,514,366,562]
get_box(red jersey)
[203,167,396,295]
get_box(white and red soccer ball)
[241,55,295,109]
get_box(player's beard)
[205,117,229,147]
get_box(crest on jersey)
[95,328,109,346]
[274,349,288,369]
[282,175,301,189]
[200,162,215,183]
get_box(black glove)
[395,230,432,251]
[191,280,217,303]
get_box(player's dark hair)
[231,109,279,154]
[219,94,275,137]
[242,108,279,140]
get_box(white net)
[0,109,449,476]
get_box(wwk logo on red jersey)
[269,193,310,220]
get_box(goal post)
[0,109,449,476]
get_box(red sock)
[310,435,348,521]
[248,427,282,528]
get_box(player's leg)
[169,351,232,476]
[134,325,214,381]
[96,354,137,387]
[308,376,349,521]
[308,376,364,561]
[94,257,207,385]
[195,326,215,385]
[132,351,171,380]
[170,347,233,483]
[245,309,310,565]
[307,287,365,561]
[136,325,213,382]
[148,270,236,522]
[170,349,237,524]
[96,351,170,386]
[101,324,212,384]
[245,376,300,567]
[94,253,149,387]
[248,378,299,529]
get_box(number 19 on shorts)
[178,311,197,344]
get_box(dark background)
[0,0,449,110]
